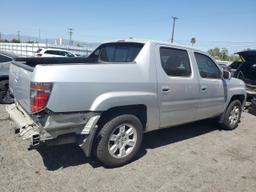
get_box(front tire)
[94,114,143,167]
[0,80,14,104]
[222,100,242,130]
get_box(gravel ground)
[0,104,255,192]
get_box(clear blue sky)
[1,0,256,52]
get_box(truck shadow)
[37,119,221,171]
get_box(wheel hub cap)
[108,124,137,159]
[228,105,240,126]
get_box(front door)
[193,52,225,120]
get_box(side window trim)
[159,46,192,78]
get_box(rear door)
[156,45,200,128]
[193,52,225,120]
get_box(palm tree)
[190,37,196,47]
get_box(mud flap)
[79,115,100,157]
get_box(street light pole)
[171,16,178,43]
[38,29,41,43]
[68,28,73,45]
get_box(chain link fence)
[0,43,93,57]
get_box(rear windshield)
[89,42,144,63]
[35,48,42,53]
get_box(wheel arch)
[97,104,147,132]
[229,94,246,106]
[219,94,246,124]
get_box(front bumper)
[6,104,41,146]
[246,84,256,96]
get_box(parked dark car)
[228,50,256,97]
[0,52,15,104]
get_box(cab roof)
[102,38,201,52]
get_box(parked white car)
[34,48,76,57]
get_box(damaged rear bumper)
[6,104,41,147]
[6,103,101,156]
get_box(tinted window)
[45,50,63,56]
[45,50,56,55]
[57,51,66,56]
[194,53,221,79]
[160,47,191,77]
[89,43,144,62]
[0,54,12,63]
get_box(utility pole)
[68,28,73,45]
[38,29,41,43]
[17,30,21,42]
[0,32,1,42]
[171,16,178,43]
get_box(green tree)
[11,39,20,43]
[26,40,35,43]
[207,47,241,62]
[190,37,196,46]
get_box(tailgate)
[9,62,33,113]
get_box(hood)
[236,50,256,63]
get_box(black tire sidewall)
[223,100,242,130]
[95,114,143,167]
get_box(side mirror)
[223,70,231,80]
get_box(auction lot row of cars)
[0,39,256,167]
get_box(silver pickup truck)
[7,39,246,167]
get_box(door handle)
[201,86,207,92]
[162,87,170,93]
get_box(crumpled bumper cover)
[6,103,41,146]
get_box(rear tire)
[221,100,242,130]
[94,114,143,167]
[0,80,14,104]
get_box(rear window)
[35,49,42,53]
[89,42,144,63]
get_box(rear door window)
[160,47,191,77]
[89,42,144,63]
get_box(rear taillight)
[30,82,52,113]
[37,54,43,57]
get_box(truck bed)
[14,57,96,68]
